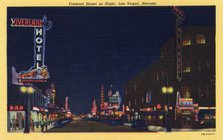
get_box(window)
[134,84,137,91]
[206,61,210,68]
[153,74,156,83]
[183,66,191,73]
[128,101,131,107]
[205,86,209,98]
[198,86,201,99]
[156,72,159,81]
[142,97,144,104]
[198,61,202,72]
[161,52,164,59]
[182,86,191,98]
[196,34,206,44]
[161,71,165,77]
[185,91,190,98]
[183,62,191,73]
[183,36,191,46]
[125,89,128,95]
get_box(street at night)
[47,118,148,132]
[7,6,216,133]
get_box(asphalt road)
[47,118,149,132]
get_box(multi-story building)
[124,26,215,128]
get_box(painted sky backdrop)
[7,7,215,113]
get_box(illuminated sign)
[109,96,119,103]
[65,96,69,111]
[145,90,152,104]
[109,91,120,103]
[100,102,108,110]
[172,6,185,20]
[11,18,43,27]
[11,15,52,83]
[108,103,119,109]
[179,98,193,107]
[8,105,25,111]
[33,106,48,112]
[33,106,40,111]
[51,83,56,105]
[176,23,182,82]
[108,91,121,110]
[172,6,185,82]
[141,107,153,112]
[157,104,162,110]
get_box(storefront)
[31,106,49,129]
[31,106,41,129]
[180,108,193,128]
[8,105,25,131]
[175,98,195,128]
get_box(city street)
[7,7,216,134]
[47,118,149,132]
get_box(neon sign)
[11,15,52,83]
[172,6,185,20]
[145,90,152,104]
[11,18,43,27]
[176,20,183,82]
[179,98,193,107]
[172,6,185,82]
[8,105,25,111]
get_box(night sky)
[7,6,215,114]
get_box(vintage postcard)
[0,0,222,140]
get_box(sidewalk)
[124,123,215,132]
[8,124,55,133]
[147,125,216,132]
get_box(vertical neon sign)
[172,6,185,82]
[33,16,52,69]
[176,19,183,82]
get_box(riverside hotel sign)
[11,16,52,83]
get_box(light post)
[162,85,174,132]
[20,86,35,133]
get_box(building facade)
[124,26,215,128]
[7,85,49,131]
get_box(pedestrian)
[12,118,16,131]
[45,119,48,131]
[50,119,52,126]
[30,119,34,131]
[40,119,44,132]
[10,121,12,131]
[15,119,18,130]
[22,118,24,128]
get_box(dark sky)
[7,6,215,114]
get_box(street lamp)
[161,86,174,132]
[20,86,35,133]
[162,86,174,94]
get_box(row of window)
[182,34,206,46]
[181,86,210,98]
[182,60,211,74]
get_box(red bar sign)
[11,18,43,27]
[8,105,25,111]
